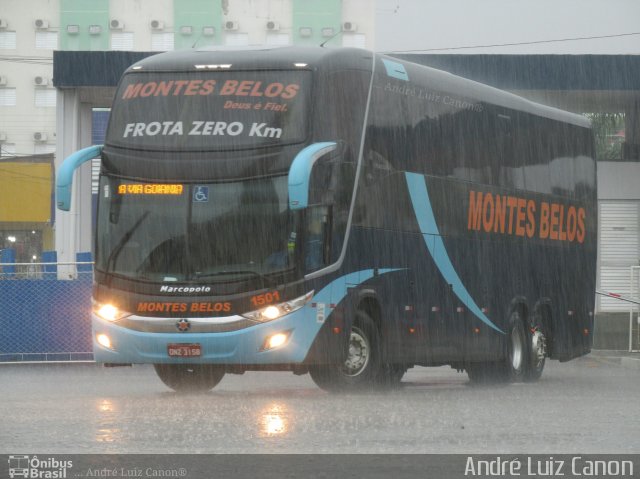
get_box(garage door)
[598,201,640,311]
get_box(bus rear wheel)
[506,310,528,381]
[466,310,528,384]
[309,311,384,392]
[153,364,225,393]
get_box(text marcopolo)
[122,121,283,139]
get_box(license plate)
[167,343,202,357]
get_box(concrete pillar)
[54,88,94,278]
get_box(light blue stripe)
[405,172,504,334]
[313,268,403,304]
[382,58,409,81]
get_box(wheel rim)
[342,326,370,377]
[510,324,524,371]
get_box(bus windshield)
[95,175,295,283]
[107,70,309,150]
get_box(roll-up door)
[598,201,640,311]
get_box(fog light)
[263,332,290,351]
[96,333,112,349]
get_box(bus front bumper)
[91,305,328,365]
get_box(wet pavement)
[1,354,639,454]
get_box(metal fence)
[0,262,93,362]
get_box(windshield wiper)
[106,210,150,277]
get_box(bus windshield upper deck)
[106,69,310,151]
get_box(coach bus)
[57,47,596,392]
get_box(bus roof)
[125,46,589,129]
[127,46,374,73]
[382,53,591,129]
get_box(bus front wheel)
[309,311,384,392]
[153,364,225,393]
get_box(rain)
[1,0,640,474]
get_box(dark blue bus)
[57,47,597,392]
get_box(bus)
[57,47,597,392]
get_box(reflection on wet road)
[1,355,638,453]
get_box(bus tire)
[153,364,225,393]
[308,311,383,392]
[505,309,528,382]
[466,310,528,384]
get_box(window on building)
[0,31,16,49]
[0,88,17,106]
[0,143,16,157]
[151,32,174,51]
[111,32,134,51]
[34,89,56,107]
[91,158,101,195]
[35,31,58,49]
[265,33,290,46]
[342,33,366,48]
[34,143,55,155]
[224,32,249,46]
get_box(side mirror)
[288,142,337,210]
[56,145,103,211]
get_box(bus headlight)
[242,291,313,323]
[93,301,131,322]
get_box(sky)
[374,0,640,54]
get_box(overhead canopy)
[52,50,640,112]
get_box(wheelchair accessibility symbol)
[193,186,209,203]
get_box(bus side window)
[549,122,578,198]
[305,205,332,273]
[522,115,552,194]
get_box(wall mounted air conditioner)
[0,76,8,86]
[266,21,280,31]
[34,76,48,86]
[33,132,48,142]
[342,21,357,32]
[224,21,239,31]
[110,19,124,30]
[0,19,8,29]
[35,19,49,29]
[150,20,164,30]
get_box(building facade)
[0,0,374,263]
